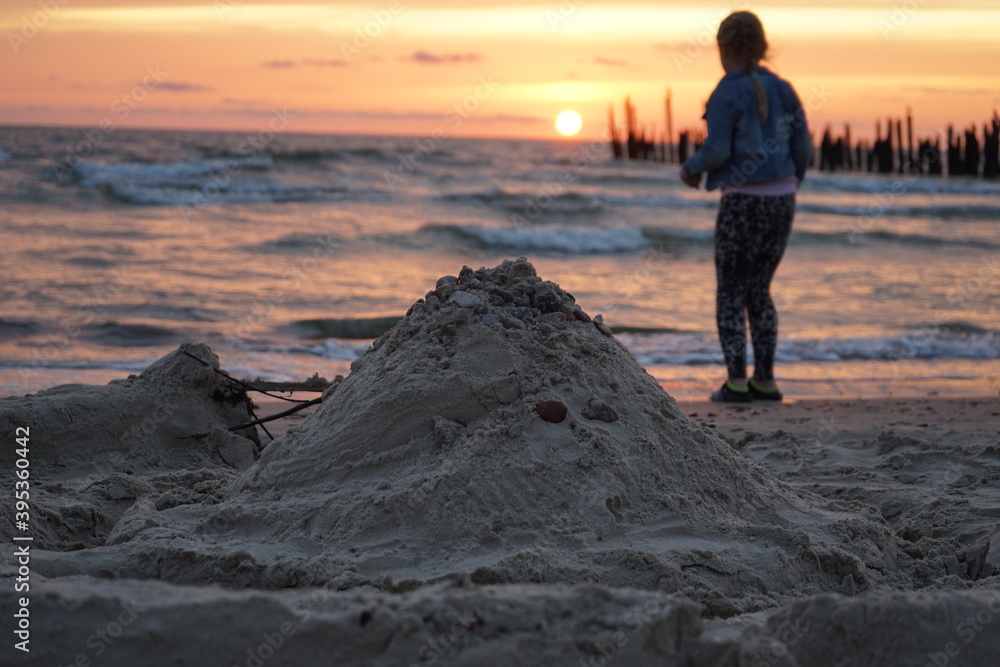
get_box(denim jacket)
[682,67,812,191]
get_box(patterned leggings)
[714,192,795,381]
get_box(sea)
[1,125,998,400]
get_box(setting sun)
[555,110,583,137]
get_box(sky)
[2,0,999,141]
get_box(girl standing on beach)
[680,11,812,403]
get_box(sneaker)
[710,381,752,403]
[748,379,783,401]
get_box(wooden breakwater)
[608,90,704,164]
[817,109,999,178]
[610,95,1000,179]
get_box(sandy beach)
[261,395,1000,447]
[3,260,999,666]
[679,396,1000,446]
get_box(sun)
[555,110,583,137]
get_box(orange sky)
[2,0,999,141]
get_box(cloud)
[6,104,182,116]
[210,107,444,121]
[64,81,114,92]
[491,113,544,124]
[158,82,212,92]
[221,97,271,105]
[302,58,347,67]
[209,106,543,124]
[262,58,348,68]
[902,85,999,96]
[402,50,481,64]
[595,56,629,67]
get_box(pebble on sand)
[535,400,568,423]
[450,291,482,309]
[582,399,619,423]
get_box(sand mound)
[0,343,258,549]
[86,259,902,615]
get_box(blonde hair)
[718,11,769,121]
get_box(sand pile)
[83,258,899,615]
[0,343,258,550]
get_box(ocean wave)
[923,320,994,336]
[643,226,998,250]
[0,318,42,340]
[843,229,998,249]
[597,191,1000,222]
[777,332,1000,363]
[515,166,673,189]
[806,172,1000,196]
[596,193,716,210]
[69,154,392,205]
[428,221,994,253]
[65,256,119,268]
[575,170,674,187]
[247,232,347,254]
[80,322,182,347]
[640,228,715,246]
[620,330,1000,366]
[798,201,1000,222]
[439,188,605,217]
[427,223,650,254]
[773,226,999,250]
[270,147,395,163]
[336,146,396,161]
[119,305,223,324]
[0,359,153,374]
[101,179,339,206]
[0,149,12,160]
[283,338,374,360]
[72,156,273,187]
[270,149,339,162]
[270,327,1000,366]
[586,184,1000,222]
[284,317,401,340]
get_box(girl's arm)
[790,114,812,183]
[681,89,736,177]
[781,82,812,183]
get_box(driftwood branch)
[178,349,333,440]
[181,349,325,403]
[243,378,330,393]
[180,397,323,440]
[226,397,323,432]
